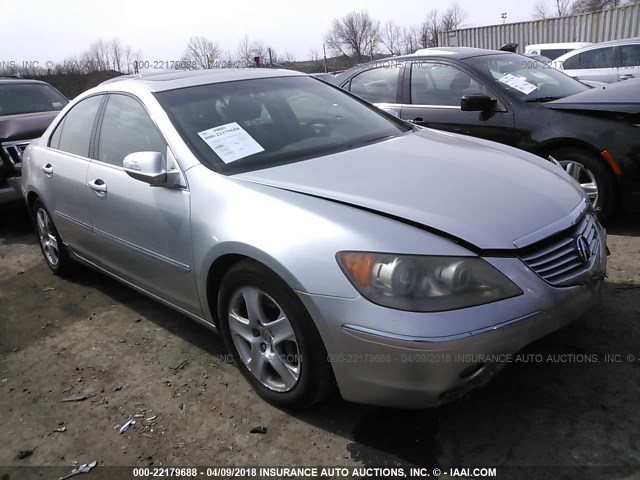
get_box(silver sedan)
[20,69,607,408]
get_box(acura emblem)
[575,235,591,264]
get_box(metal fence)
[438,3,640,51]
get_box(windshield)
[466,53,590,102]
[0,83,68,116]
[155,75,411,173]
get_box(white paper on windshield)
[498,73,538,95]
[197,122,264,163]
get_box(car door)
[400,61,516,145]
[562,46,618,83]
[344,64,404,116]
[41,94,104,255]
[618,43,640,81]
[86,93,201,315]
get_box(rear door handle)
[42,164,53,175]
[620,74,635,80]
[88,179,107,195]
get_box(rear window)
[0,83,68,116]
[155,76,411,173]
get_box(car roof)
[555,37,640,62]
[525,42,592,50]
[585,37,640,47]
[0,78,53,85]
[409,47,506,59]
[339,47,512,77]
[96,68,307,93]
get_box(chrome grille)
[1,139,32,171]
[520,213,599,287]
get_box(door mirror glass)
[461,94,494,111]
[123,151,167,185]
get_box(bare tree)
[324,10,380,61]
[281,51,296,64]
[380,21,402,55]
[399,26,420,54]
[251,41,270,64]
[422,10,441,47]
[236,36,271,66]
[86,39,110,71]
[556,0,573,15]
[571,0,635,12]
[109,39,125,72]
[441,2,466,32]
[237,36,253,65]
[181,36,221,69]
[533,0,551,18]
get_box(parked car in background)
[336,47,640,218]
[554,38,640,83]
[0,78,68,206]
[525,42,592,60]
[21,69,606,409]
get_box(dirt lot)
[1,205,640,479]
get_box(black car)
[335,48,640,218]
[0,78,68,206]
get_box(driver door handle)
[88,179,107,195]
[412,117,429,126]
[619,74,635,80]
[42,164,53,175]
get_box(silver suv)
[554,38,640,83]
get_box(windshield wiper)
[525,96,562,103]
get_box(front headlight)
[337,252,522,312]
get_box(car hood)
[545,78,640,114]
[234,129,584,250]
[0,111,59,141]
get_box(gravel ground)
[1,205,639,480]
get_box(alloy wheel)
[36,208,60,266]
[559,160,599,208]
[227,286,300,392]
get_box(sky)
[1,0,542,66]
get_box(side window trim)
[89,94,110,159]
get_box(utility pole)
[268,48,273,68]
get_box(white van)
[524,42,592,60]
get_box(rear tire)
[217,260,335,409]
[551,148,617,220]
[32,199,76,276]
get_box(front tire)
[32,199,75,276]
[217,260,335,409]
[552,148,617,220]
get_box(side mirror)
[461,94,495,112]
[123,151,167,186]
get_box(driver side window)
[410,63,483,107]
[97,94,166,166]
